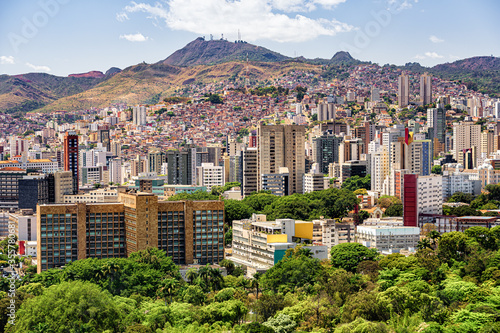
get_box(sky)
[0,0,499,76]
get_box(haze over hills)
[0,38,498,114]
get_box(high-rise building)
[18,174,49,211]
[167,149,193,185]
[453,122,481,167]
[303,163,325,193]
[111,140,122,157]
[241,147,258,197]
[37,192,225,272]
[148,149,167,175]
[480,130,495,159]
[63,131,79,194]
[131,155,147,177]
[52,171,73,203]
[407,140,433,176]
[197,163,224,191]
[371,146,390,193]
[0,167,27,209]
[109,158,122,184]
[403,174,442,227]
[317,103,335,122]
[495,101,500,119]
[371,87,380,102]
[398,73,409,107]
[262,168,289,196]
[258,124,305,194]
[312,131,341,174]
[132,105,147,126]
[427,107,446,144]
[420,73,432,105]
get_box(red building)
[403,174,418,227]
[63,131,79,194]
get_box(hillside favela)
[0,1,500,332]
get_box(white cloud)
[116,12,129,22]
[119,33,149,42]
[123,0,354,43]
[271,0,347,12]
[429,35,444,43]
[387,0,414,12]
[0,56,15,65]
[25,62,51,72]
[415,52,444,60]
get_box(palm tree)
[101,261,121,293]
[209,267,224,291]
[251,272,262,300]
[417,238,432,251]
[159,278,179,305]
[197,264,211,291]
[428,230,441,249]
[185,268,198,285]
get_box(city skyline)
[0,0,499,76]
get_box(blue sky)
[0,0,499,76]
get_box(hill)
[36,60,320,112]
[162,37,291,66]
[403,56,500,97]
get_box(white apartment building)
[357,225,420,253]
[133,105,147,126]
[418,175,443,222]
[442,169,480,201]
[197,163,224,191]
[109,158,122,184]
[10,210,37,241]
[311,218,354,249]
[371,146,390,193]
[303,163,326,193]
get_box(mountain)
[35,61,319,113]
[0,37,498,114]
[68,71,105,78]
[406,56,500,97]
[162,37,291,66]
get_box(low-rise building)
[356,225,420,253]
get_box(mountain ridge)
[0,38,498,113]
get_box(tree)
[13,281,122,332]
[185,268,198,284]
[224,200,254,225]
[341,175,371,191]
[182,285,206,305]
[438,231,468,263]
[263,313,297,333]
[447,192,475,204]
[330,243,377,273]
[158,278,179,305]
[261,247,322,293]
[431,165,442,175]
[385,204,403,217]
[243,192,278,212]
[378,196,401,209]
[207,93,223,104]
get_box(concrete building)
[0,167,27,209]
[312,131,341,174]
[356,225,420,253]
[63,188,119,203]
[167,149,193,185]
[442,169,481,201]
[371,146,390,193]
[241,147,258,197]
[398,73,409,107]
[10,209,36,241]
[258,124,305,194]
[261,167,289,196]
[303,163,326,193]
[53,171,74,203]
[453,122,481,167]
[37,192,225,272]
[197,163,224,191]
[312,218,354,249]
[403,174,442,227]
[231,218,327,275]
[427,107,446,144]
[132,105,147,126]
[18,174,49,211]
[63,131,79,194]
[148,149,166,175]
[420,73,432,105]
